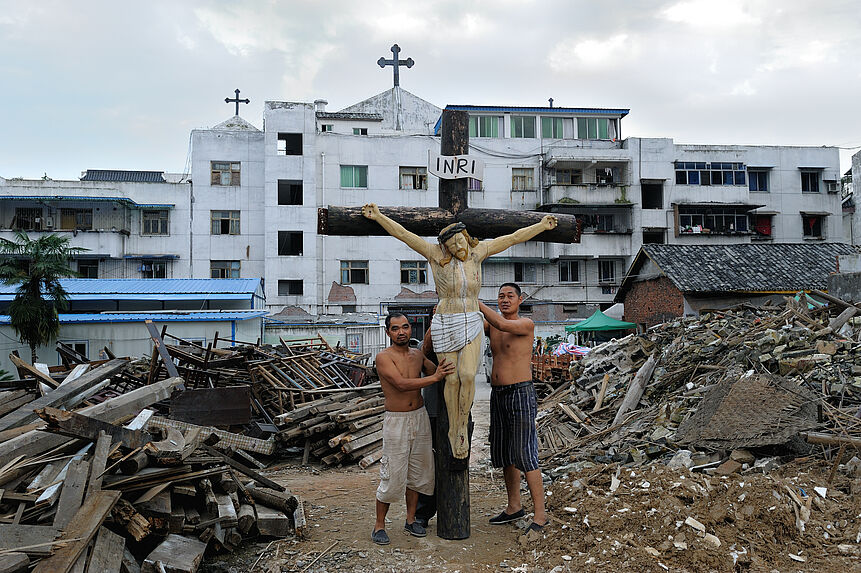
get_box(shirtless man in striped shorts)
[479,283,547,532]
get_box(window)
[277,133,303,155]
[13,208,42,231]
[211,210,240,235]
[749,170,769,192]
[59,208,92,230]
[211,162,240,186]
[641,183,663,209]
[596,214,615,232]
[340,260,368,284]
[320,124,333,132]
[559,260,579,283]
[577,117,615,140]
[679,208,749,234]
[674,162,746,186]
[77,260,98,279]
[801,171,820,193]
[352,127,368,136]
[142,210,169,235]
[511,116,536,138]
[277,231,303,256]
[542,117,563,139]
[401,261,427,284]
[753,215,772,237]
[596,167,616,185]
[340,165,368,188]
[58,340,88,363]
[598,260,616,284]
[468,116,499,138]
[399,167,428,190]
[468,178,483,191]
[514,262,536,283]
[802,215,824,238]
[140,260,167,278]
[278,279,303,296]
[512,168,535,191]
[211,260,240,278]
[556,169,582,185]
[278,179,303,205]
[642,230,665,244]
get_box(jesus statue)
[362,203,558,459]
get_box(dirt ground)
[203,379,861,573]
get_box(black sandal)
[489,508,525,524]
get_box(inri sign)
[428,151,485,181]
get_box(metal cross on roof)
[225,89,250,116]
[377,44,414,87]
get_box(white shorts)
[430,312,483,353]
[376,408,434,503]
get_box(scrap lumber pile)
[537,292,861,475]
[0,326,364,572]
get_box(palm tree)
[0,232,86,362]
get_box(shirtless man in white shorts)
[372,312,454,544]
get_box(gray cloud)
[0,0,859,179]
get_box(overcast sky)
[1,0,859,180]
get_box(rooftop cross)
[377,44,414,87]
[225,89,250,116]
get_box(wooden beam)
[438,109,469,215]
[169,386,251,426]
[144,321,181,380]
[199,444,284,491]
[0,359,127,432]
[7,354,58,390]
[53,459,90,529]
[612,354,658,426]
[32,490,121,573]
[85,527,124,573]
[36,407,151,449]
[0,525,60,557]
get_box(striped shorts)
[489,381,539,473]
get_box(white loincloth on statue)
[430,312,483,353]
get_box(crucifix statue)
[225,89,250,116]
[377,44,414,87]
[318,109,581,540]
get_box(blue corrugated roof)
[0,311,267,325]
[444,105,630,117]
[80,170,166,183]
[0,195,174,209]
[0,279,263,301]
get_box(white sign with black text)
[428,151,485,181]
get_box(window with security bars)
[340,165,368,188]
[60,208,92,230]
[556,169,582,185]
[340,260,369,284]
[211,211,240,235]
[399,167,428,190]
[559,260,580,283]
[511,116,536,138]
[140,260,167,278]
[512,168,535,191]
[400,261,427,284]
[13,207,42,230]
[468,178,483,191]
[211,260,240,278]
[77,260,98,279]
[142,210,169,235]
[211,162,240,186]
[514,262,536,283]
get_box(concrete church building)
[0,55,847,348]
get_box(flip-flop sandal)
[489,508,525,524]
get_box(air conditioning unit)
[825,181,838,193]
[44,216,54,228]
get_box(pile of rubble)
[0,326,380,573]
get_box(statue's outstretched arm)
[362,203,437,260]
[480,215,558,258]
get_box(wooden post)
[434,380,471,539]
[439,110,469,215]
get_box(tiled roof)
[80,170,166,183]
[629,243,857,294]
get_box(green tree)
[0,232,86,362]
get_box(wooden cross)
[318,109,581,540]
[225,89,250,116]
[377,44,414,87]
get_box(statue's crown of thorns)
[438,222,467,244]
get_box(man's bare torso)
[488,319,535,386]
[377,346,426,412]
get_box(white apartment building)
[0,86,845,334]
